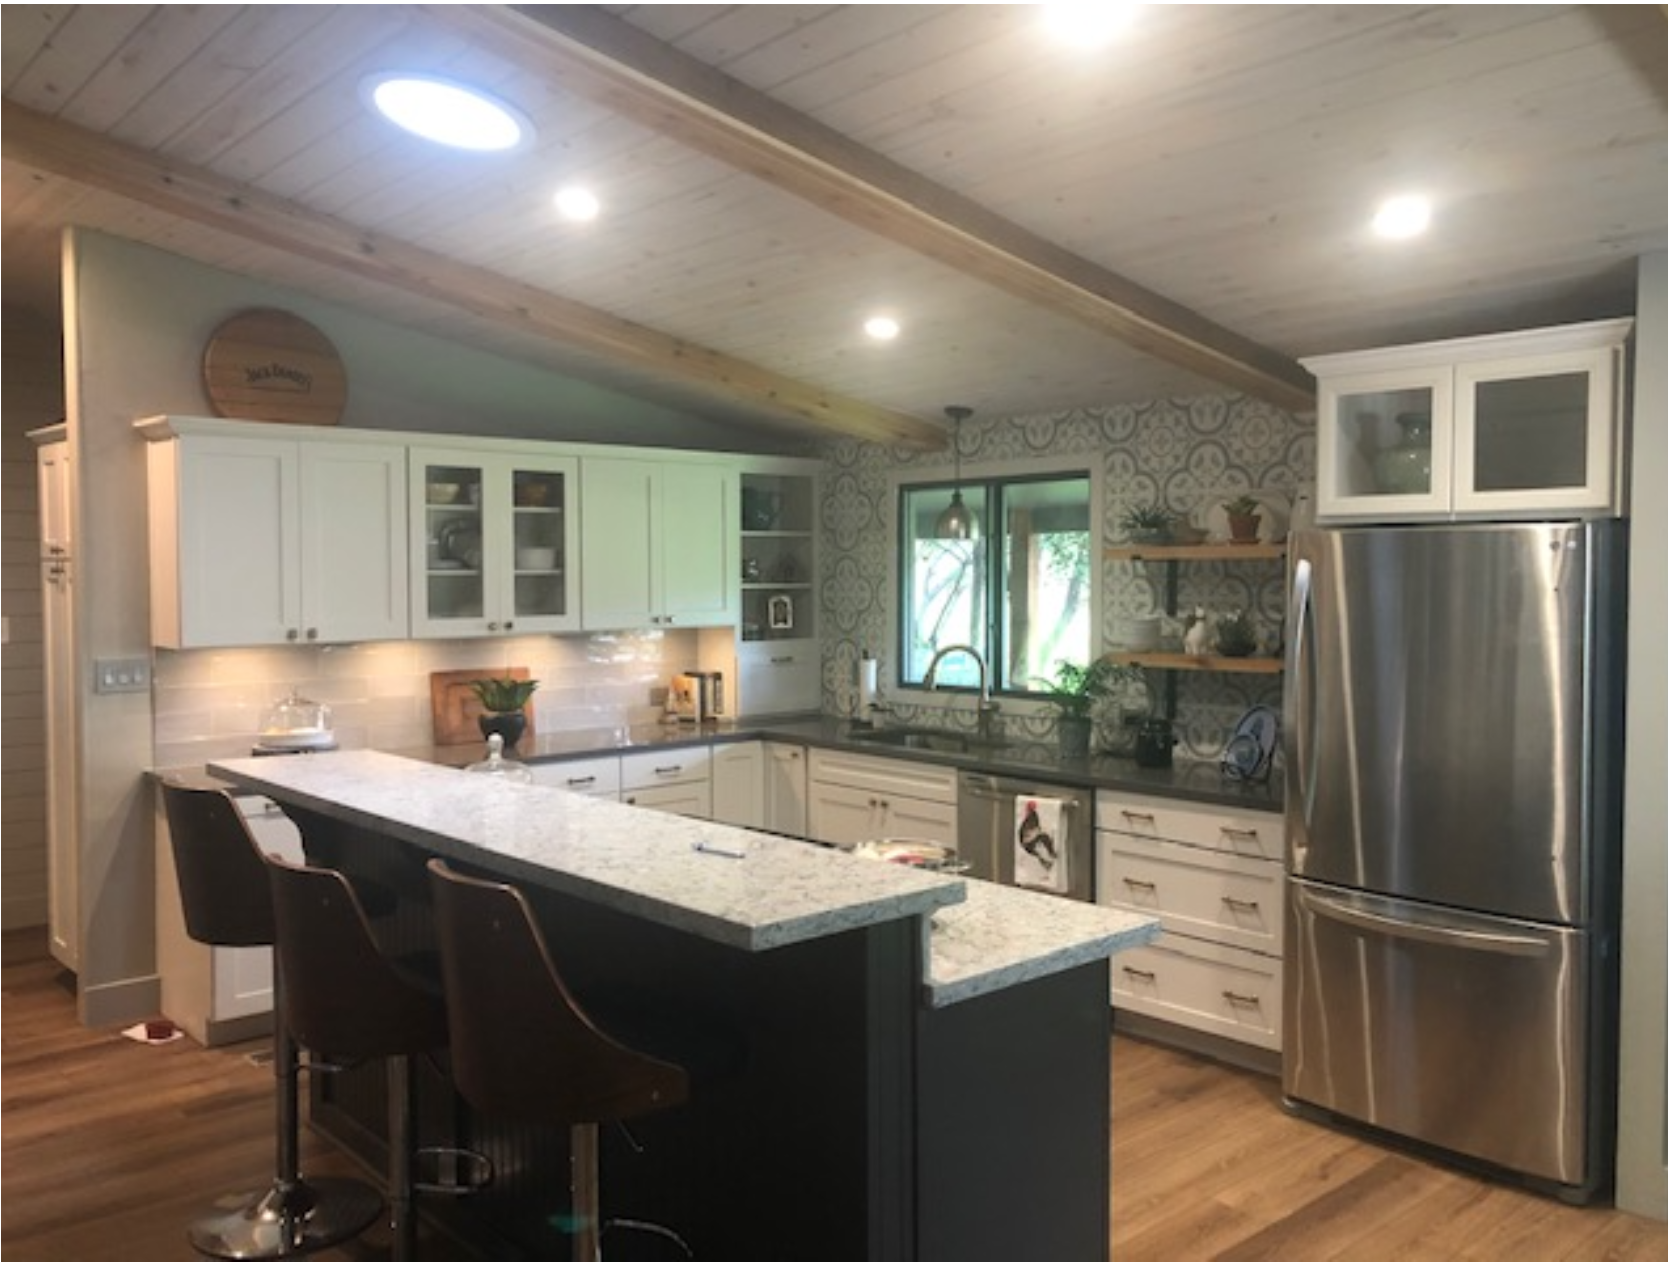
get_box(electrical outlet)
[94,657,152,694]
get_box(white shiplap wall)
[1,306,63,935]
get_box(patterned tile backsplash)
[813,393,1313,761]
[151,391,1311,770]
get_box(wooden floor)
[5,930,1667,1261]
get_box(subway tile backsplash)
[151,630,684,768]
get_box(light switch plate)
[94,657,152,694]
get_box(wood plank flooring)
[5,930,1666,1261]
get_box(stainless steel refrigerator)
[1282,520,1626,1201]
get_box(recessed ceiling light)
[364,72,530,151]
[1040,1,1141,47]
[1372,194,1432,240]
[864,315,901,341]
[554,186,601,222]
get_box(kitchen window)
[898,472,1093,696]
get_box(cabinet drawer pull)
[1221,895,1262,912]
[1120,809,1156,824]
[1121,966,1156,982]
[566,776,596,788]
[1221,826,1262,843]
[1222,990,1263,1008]
[654,764,682,776]
[1121,877,1157,891]
[770,655,795,665]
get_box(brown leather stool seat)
[265,854,490,1261]
[157,780,383,1260]
[428,857,735,1261]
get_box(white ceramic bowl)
[427,482,462,505]
[1113,615,1162,651]
[516,546,557,570]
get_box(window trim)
[886,453,1101,717]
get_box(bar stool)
[264,853,491,1261]
[426,857,702,1261]
[156,780,383,1259]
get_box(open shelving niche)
[1103,542,1287,716]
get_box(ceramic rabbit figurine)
[1183,606,1210,656]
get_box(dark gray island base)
[209,752,1156,1261]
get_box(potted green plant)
[1214,608,1259,658]
[1223,493,1262,544]
[469,674,539,749]
[1034,657,1138,758]
[1119,503,1177,546]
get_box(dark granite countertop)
[391,712,1283,815]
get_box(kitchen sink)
[847,726,1009,755]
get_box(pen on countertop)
[693,840,747,859]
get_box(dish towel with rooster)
[1015,795,1068,894]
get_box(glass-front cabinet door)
[1313,366,1454,521]
[411,447,578,637]
[1454,343,1621,516]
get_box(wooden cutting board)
[201,307,347,425]
[430,667,536,746]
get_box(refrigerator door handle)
[1289,555,1318,835]
[1299,887,1551,958]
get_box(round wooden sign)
[202,308,347,425]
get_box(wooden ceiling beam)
[0,100,945,450]
[430,3,1317,413]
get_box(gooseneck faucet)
[923,643,1000,738]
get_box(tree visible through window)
[900,474,1092,695]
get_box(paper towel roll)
[858,657,879,711]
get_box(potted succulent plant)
[1223,493,1262,544]
[1034,657,1138,758]
[469,674,539,749]
[1214,608,1259,658]
[1119,503,1177,546]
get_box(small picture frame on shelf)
[767,594,794,631]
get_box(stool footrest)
[412,1146,493,1197]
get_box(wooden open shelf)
[1109,651,1283,674]
[1104,542,1286,562]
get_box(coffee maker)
[671,672,723,723]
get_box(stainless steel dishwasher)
[957,772,1093,901]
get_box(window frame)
[888,454,1101,711]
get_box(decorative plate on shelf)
[1222,704,1280,782]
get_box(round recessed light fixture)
[364,72,531,151]
[1040,1,1141,47]
[554,185,601,222]
[864,315,901,341]
[1372,193,1432,240]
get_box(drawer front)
[1096,789,1282,861]
[807,747,958,804]
[1111,936,1283,1051]
[1098,834,1284,957]
[528,755,621,798]
[620,745,712,790]
[621,781,712,820]
[738,640,821,715]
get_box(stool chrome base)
[188,1175,383,1260]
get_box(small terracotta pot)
[1227,512,1261,544]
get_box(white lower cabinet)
[1096,790,1284,1053]
[620,747,712,819]
[806,748,957,849]
[712,742,766,829]
[528,755,622,799]
[156,794,303,1046]
[763,741,808,837]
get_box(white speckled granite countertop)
[205,749,1158,1008]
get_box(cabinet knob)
[305,627,318,641]
[285,628,299,642]
[487,621,500,632]
[503,620,514,631]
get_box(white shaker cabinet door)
[297,441,408,643]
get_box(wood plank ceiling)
[4,4,1666,448]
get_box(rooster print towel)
[1015,795,1068,893]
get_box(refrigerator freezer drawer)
[1284,879,1598,1191]
[1112,935,1282,1051]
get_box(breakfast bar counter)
[208,750,1158,1260]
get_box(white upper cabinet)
[410,446,579,638]
[1304,318,1632,523]
[580,456,737,630]
[139,417,408,648]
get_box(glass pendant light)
[935,405,979,540]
